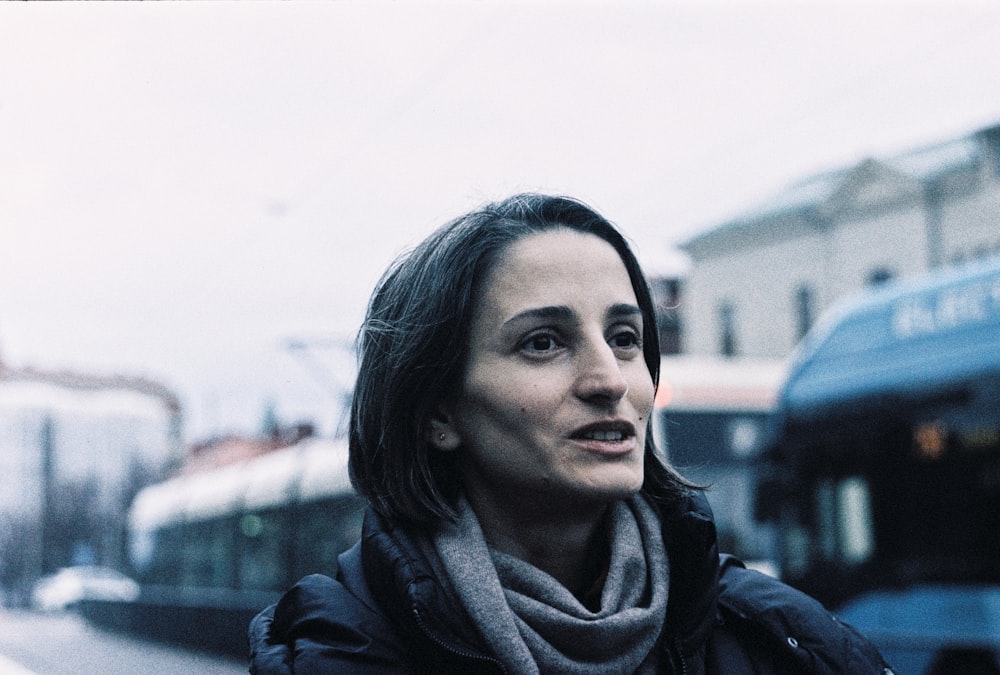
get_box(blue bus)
[756,257,1000,673]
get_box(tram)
[81,436,365,657]
[755,257,1000,673]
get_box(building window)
[795,285,814,340]
[718,302,738,357]
[867,267,895,287]
[650,276,682,355]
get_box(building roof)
[681,122,996,255]
[885,136,979,179]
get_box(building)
[0,360,182,601]
[649,274,683,354]
[681,122,1000,359]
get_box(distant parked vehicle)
[31,566,140,611]
[653,354,786,565]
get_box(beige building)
[681,123,1000,359]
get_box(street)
[0,609,247,675]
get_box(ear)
[426,406,462,452]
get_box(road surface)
[0,609,247,675]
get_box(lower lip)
[571,436,638,456]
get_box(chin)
[584,470,644,502]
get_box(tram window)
[146,526,185,586]
[237,509,289,591]
[293,497,365,581]
[293,504,338,580]
[180,518,235,588]
[129,528,155,577]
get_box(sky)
[3,1,1000,442]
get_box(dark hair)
[349,193,693,525]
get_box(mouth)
[570,421,637,443]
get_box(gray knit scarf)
[426,495,669,674]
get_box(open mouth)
[581,429,625,442]
[571,421,635,442]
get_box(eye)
[609,327,641,352]
[519,331,563,355]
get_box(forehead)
[479,229,638,315]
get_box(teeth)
[586,430,624,441]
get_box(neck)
[467,492,612,596]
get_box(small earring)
[439,433,446,442]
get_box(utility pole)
[40,415,56,575]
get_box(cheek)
[483,379,553,424]
[508,399,549,431]
[631,379,657,430]
[515,384,566,429]
[463,382,545,435]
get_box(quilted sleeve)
[716,556,895,674]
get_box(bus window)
[781,519,812,580]
[838,477,874,564]
[806,474,874,570]
[816,479,837,560]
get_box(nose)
[574,337,629,404]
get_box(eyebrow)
[502,303,643,327]
[607,303,644,322]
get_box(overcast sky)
[4,1,1000,441]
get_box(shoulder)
[714,555,894,674]
[249,547,413,675]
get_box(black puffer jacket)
[249,491,893,674]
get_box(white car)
[31,566,140,611]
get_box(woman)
[249,194,892,674]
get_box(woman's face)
[445,228,655,516]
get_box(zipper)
[671,634,688,675]
[411,605,507,673]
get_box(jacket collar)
[361,510,489,655]
[658,489,722,658]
